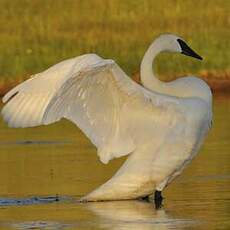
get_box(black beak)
[177,39,203,60]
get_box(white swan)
[1,34,212,206]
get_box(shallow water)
[0,95,229,230]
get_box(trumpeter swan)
[1,34,212,208]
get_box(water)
[0,95,229,230]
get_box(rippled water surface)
[0,95,229,230]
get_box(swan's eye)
[177,39,203,60]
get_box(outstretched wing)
[2,54,185,164]
[2,54,102,127]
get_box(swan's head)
[155,34,202,60]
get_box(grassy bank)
[0,0,229,88]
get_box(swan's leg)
[139,191,163,209]
[152,179,169,209]
[139,191,163,208]
[154,190,163,209]
[154,167,184,208]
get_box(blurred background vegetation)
[0,0,229,89]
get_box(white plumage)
[1,34,212,201]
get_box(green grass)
[0,0,229,86]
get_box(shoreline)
[0,71,230,97]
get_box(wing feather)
[2,54,102,127]
[42,61,184,163]
[2,54,185,164]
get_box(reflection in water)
[84,201,198,230]
[8,221,72,230]
[0,200,199,230]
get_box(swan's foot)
[154,190,163,209]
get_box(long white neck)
[140,39,165,92]
[140,38,212,106]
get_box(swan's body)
[1,34,212,202]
